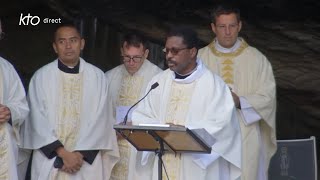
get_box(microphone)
[123,82,159,125]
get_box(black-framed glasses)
[122,55,144,63]
[163,47,189,55]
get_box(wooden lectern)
[114,124,215,180]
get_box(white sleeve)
[192,151,220,169]
[240,96,261,125]
[141,151,154,166]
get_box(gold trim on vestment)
[208,38,249,58]
[111,74,144,180]
[117,75,143,106]
[53,72,83,180]
[0,125,8,180]
[163,81,196,180]
[208,39,248,87]
[0,63,8,180]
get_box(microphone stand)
[149,129,165,180]
[123,82,159,125]
[157,137,165,180]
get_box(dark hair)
[122,32,149,50]
[53,23,82,42]
[166,26,199,49]
[210,3,241,24]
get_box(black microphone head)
[151,82,159,89]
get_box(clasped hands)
[0,104,11,124]
[56,147,84,174]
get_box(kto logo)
[19,13,61,26]
[19,13,40,26]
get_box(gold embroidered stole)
[0,125,8,180]
[54,72,83,180]
[208,39,248,89]
[162,81,195,180]
[111,74,143,180]
[0,66,9,180]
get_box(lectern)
[114,124,215,180]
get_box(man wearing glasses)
[131,26,241,180]
[198,3,277,180]
[0,19,29,180]
[105,32,162,180]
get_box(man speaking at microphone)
[131,26,242,180]
[105,32,162,180]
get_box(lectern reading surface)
[113,124,215,180]
[114,124,215,153]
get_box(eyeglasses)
[122,55,144,63]
[163,47,189,55]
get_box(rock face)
[242,21,320,120]
[44,0,320,119]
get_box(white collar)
[214,38,241,53]
[172,58,205,84]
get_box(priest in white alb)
[131,27,241,180]
[0,19,29,180]
[21,24,119,180]
[105,32,162,180]
[198,3,277,180]
[0,57,29,180]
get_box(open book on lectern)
[113,124,216,154]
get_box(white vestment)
[198,39,277,180]
[105,59,162,180]
[131,59,241,180]
[21,58,119,180]
[0,57,29,180]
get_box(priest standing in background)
[105,32,162,180]
[21,24,119,180]
[131,26,241,180]
[0,19,29,180]
[198,3,277,180]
